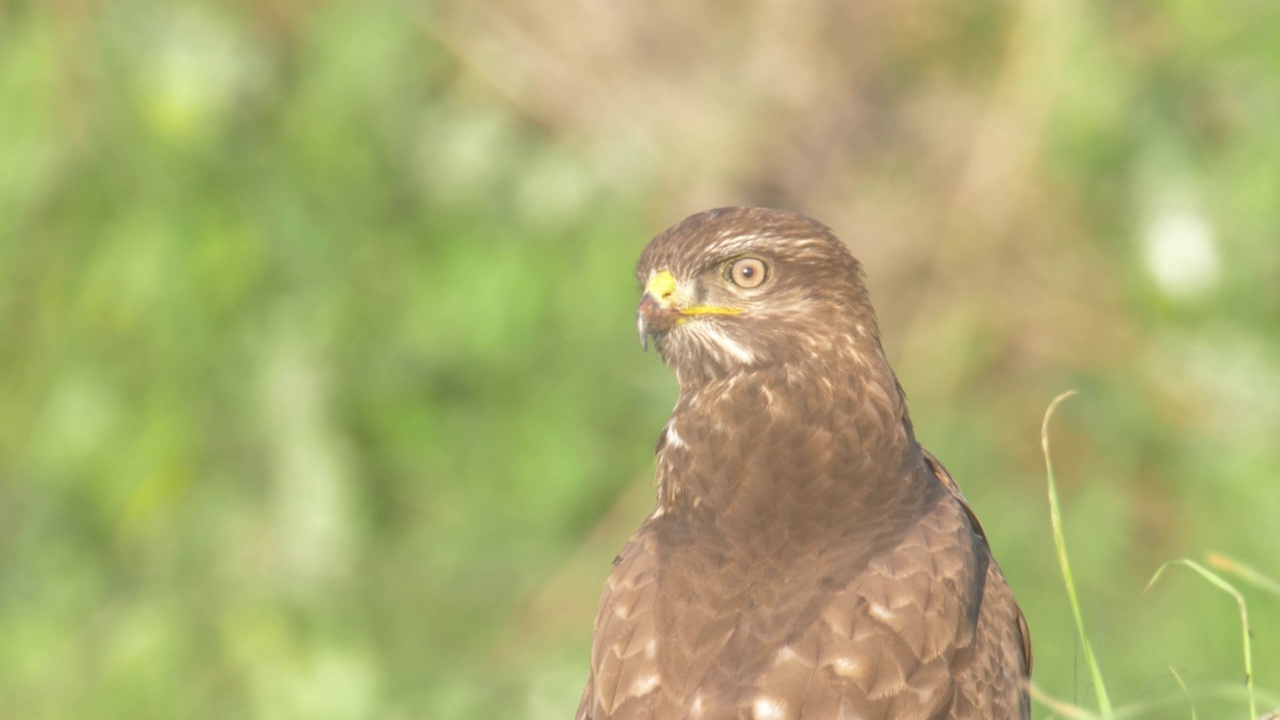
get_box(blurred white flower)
[1140,198,1221,301]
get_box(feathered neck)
[654,356,931,550]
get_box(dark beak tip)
[637,291,678,352]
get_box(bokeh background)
[3,0,1279,717]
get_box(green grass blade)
[1145,558,1256,719]
[1041,390,1114,718]
[1168,665,1196,720]
[1207,552,1280,598]
[1030,683,1102,719]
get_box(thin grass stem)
[1168,665,1196,720]
[1040,390,1114,718]
[1031,682,1102,719]
[1145,559,1256,719]
[1207,552,1280,598]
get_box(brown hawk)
[577,207,1031,719]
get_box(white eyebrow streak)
[706,231,829,261]
[708,231,767,255]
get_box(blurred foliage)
[1,0,1278,718]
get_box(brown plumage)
[578,207,1031,720]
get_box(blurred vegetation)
[1,0,1278,717]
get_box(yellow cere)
[644,270,679,302]
[645,269,742,319]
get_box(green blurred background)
[2,0,1278,717]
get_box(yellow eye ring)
[725,257,768,289]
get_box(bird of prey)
[577,207,1030,719]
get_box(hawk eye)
[726,257,768,289]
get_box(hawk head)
[636,207,885,387]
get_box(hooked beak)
[636,269,743,350]
[637,270,681,350]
